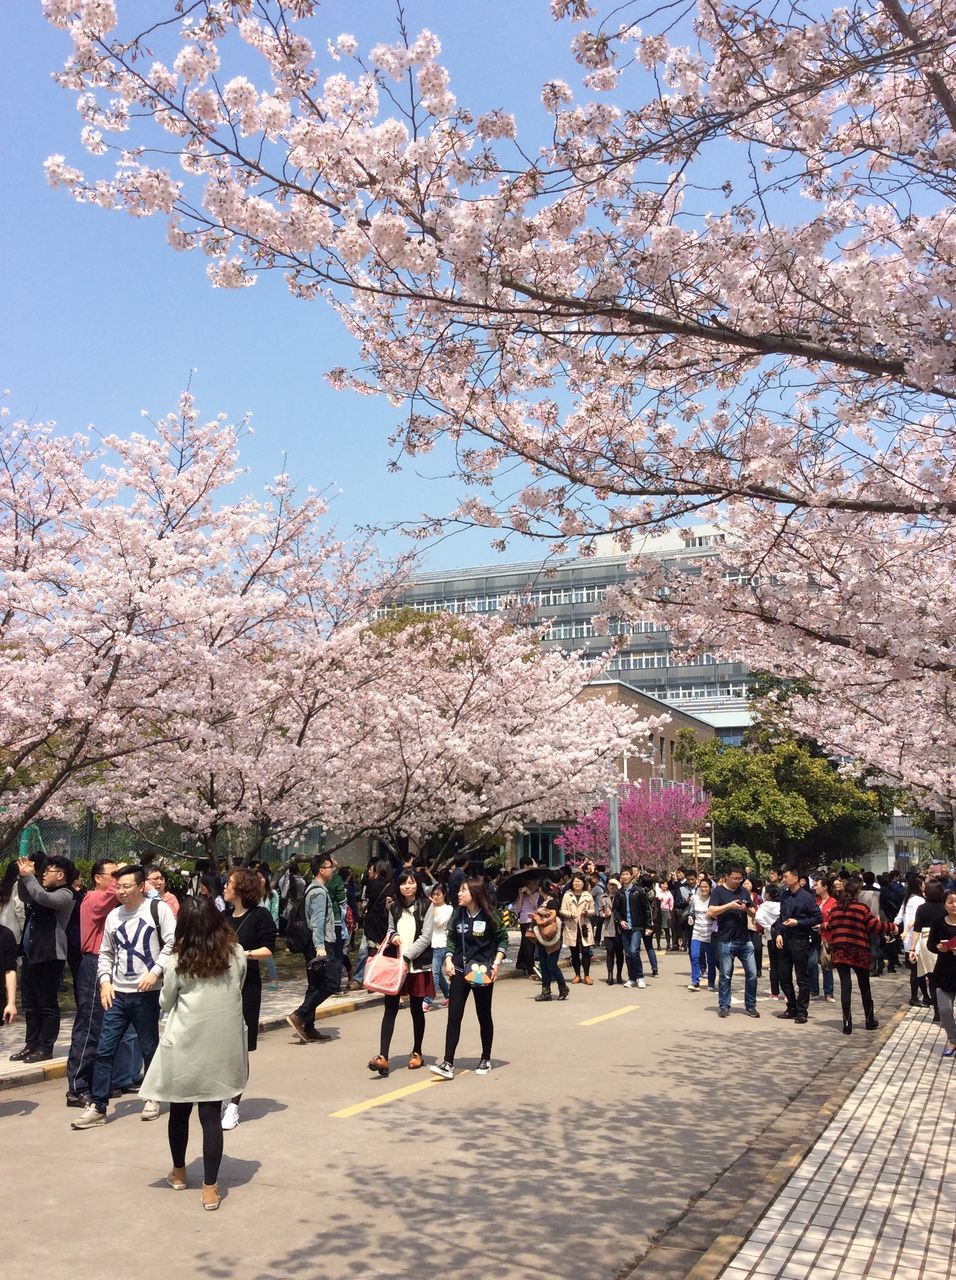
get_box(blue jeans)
[91,990,161,1109]
[641,933,658,975]
[808,946,834,998]
[112,1025,143,1089]
[431,948,450,1000]
[690,939,716,987]
[353,934,369,984]
[536,944,565,992]
[715,939,758,1012]
[622,928,645,981]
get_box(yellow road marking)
[330,1071,470,1118]
[578,1005,638,1027]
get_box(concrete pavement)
[0,955,946,1280]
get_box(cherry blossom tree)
[40,0,956,803]
[557,781,711,875]
[0,392,405,857]
[101,606,662,864]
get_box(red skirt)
[401,969,435,999]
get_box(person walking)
[657,879,675,953]
[602,877,624,984]
[70,865,176,1128]
[911,880,947,1023]
[708,865,759,1018]
[531,879,569,1001]
[613,868,652,989]
[686,876,717,991]
[221,867,276,1129]
[896,872,930,1007]
[927,889,956,1057]
[754,884,782,1000]
[514,879,543,977]
[560,873,595,985]
[828,877,895,1034]
[773,867,823,1025]
[424,882,453,1011]
[430,878,508,1079]
[368,871,434,1077]
[808,877,837,1003]
[64,860,118,1106]
[286,854,340,1044]
[139,895,248,1210]
[11,855,76,1063]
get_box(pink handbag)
[362,941,405,996]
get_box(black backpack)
[285,885,321,954]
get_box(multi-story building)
[392,526,751,745]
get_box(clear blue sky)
[1,3,591,571]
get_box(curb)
[622,1001,911,1280]
[0,966,533,1093]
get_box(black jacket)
[363,877,395,946]
[772,887,822,944]
[613,883,653,932]
[18,877,75,964]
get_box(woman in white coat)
[139,895,248,1211]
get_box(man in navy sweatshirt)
[772,868,823,1024]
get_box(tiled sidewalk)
[720,1008,955,1280]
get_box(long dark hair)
[903,871,923,903]
[459,876,497,919]
[391,871,428,926]
[835,877,862,909]
[174,896,237,980]
[0,862,17,907]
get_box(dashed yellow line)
[330,1071,470,1118]
[578,1005,639,1027]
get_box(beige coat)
[140,945,248,1103]
[560,891,595,949]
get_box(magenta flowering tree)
[39,0,956,804]
[557,783,711,875]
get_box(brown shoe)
[166,1167,187,1191]
[367,1054,389,1077]
[583,976,593,985]
[285,1013,309,1043]
[201,1183,221,1211]
[570,975,581,984]
[408,1052,424,1070]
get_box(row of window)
[647,684,749,701]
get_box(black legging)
[836,964,874,1024]
[443,976,494,1064]
[168,1101,223,1185]
[906,955,929,1003]
[570,944,592,978]
[380,994,425,1057]
[605,937,623,981]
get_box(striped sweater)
[827,899,888,969]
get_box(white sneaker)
[637,979,647,989]
[221,1102,240,1130]
[475,1059,492,1075]
[71,1103,106,1130]
[429,1060,454,1080]
[624,979,636,988]
[141,1099,161,1122]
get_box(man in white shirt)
[71,866,175,1130]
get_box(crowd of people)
[1,846,954,1211]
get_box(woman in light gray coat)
[140,896,248,1211]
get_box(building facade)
[391,526,751,744]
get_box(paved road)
[1,959,913,1280]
